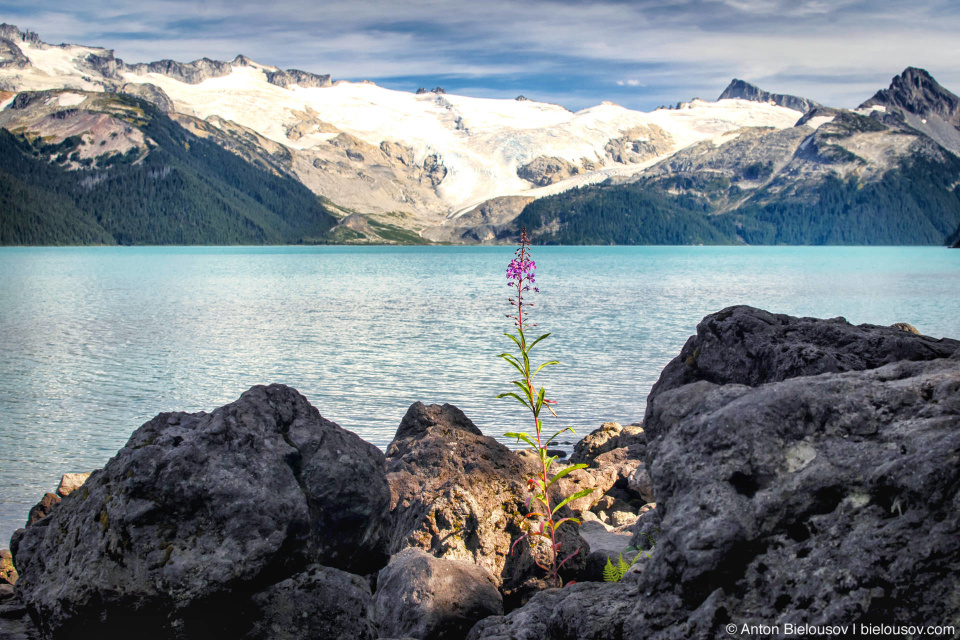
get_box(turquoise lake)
[1,245,958,543]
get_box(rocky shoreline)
[2,306,958,639]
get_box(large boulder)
[477,309,960,639]
[245,564,376,640]
[624,353,960,637]
[385,403,587,605]
[648,305,959,405]
[374,548,503,640]
[13,384,391,639]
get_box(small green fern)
[603,554,632,583]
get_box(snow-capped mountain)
[0,24,806,237]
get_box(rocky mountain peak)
[861,67,960,122]
[718,78,821,114]
[0,24,42,46]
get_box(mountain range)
[1,23,959,246]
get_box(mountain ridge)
[718,79,821,114]
[1,22,959,246]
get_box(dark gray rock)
[647,305,959,407]
[859,67,960,155]
[0,24,42,46]
[0,36,29,69]
[374,548,502,640]
[0,595,42,640]
[626,355,960,638]
[25,493,59,526]
[265,68,332,89]
[246,564,376,640]
[577,520,636,582]
[466,581,637,640]
[479,309,959,639]
[13,384,390,639]
[718,78,821,113]
[126,57,234,84]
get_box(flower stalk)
[498,228,593,588]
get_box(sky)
[1,0,959,112]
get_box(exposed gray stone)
[119,82,175,112]
[13,384,390,638]
[647,305,959,406]
[374,548,502,640]
[718,78,821,113]
[246,564,376,640]
[626,355,960,638]
[466,581,638,640]
[265,68,332,89]
[577,520,637,582]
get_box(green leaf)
[505,432,538,449]
[543,426,573,447]
[532,360,560,377]
[527,332,551,352]
[552,488,595,514]
[545,463,588,490]
[603,557,619,583]
[496,392,530,409]
[535,387,545,414]
[504,332,522,349]
[498,353,526,374]
[521,348,530,377]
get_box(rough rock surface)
[265,68,332,89]
[648,305,959,405]
[577,520,637,582]
[25,493,59,526]
[569,422,644,466]
[374,548,503,640]
[0,597,41,640]
[627,354,960,638]
[55,472,92,498]
[13,384,390,638]
[0,549,16,585]
[119,82,175,112]
[517,156,580,186]
[718,78,821,113]
[246,564,376,640]
[478,309,960,639]
[466,582,638,640]
[385,402,587,605]
[860,67,960,154]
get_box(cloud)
[1,0,958,110]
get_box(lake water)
[1,245,958,544]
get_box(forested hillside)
[0,97,337,245]
[517,137,960,246]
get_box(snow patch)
[58,92,87,107]
[803,115,835,130]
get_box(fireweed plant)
[497,228,593,588]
